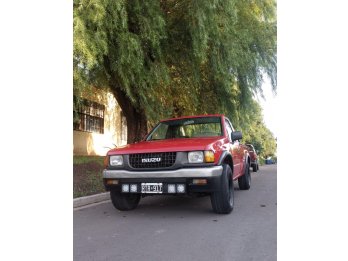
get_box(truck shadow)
[137,194,212,214]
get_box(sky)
[257,77,278,138]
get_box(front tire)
[238,162,251,190]
[210,164,234,214]
[110,190,141,211]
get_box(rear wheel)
[110,190,141,211]
[238,162,251,190]
[252,163,257,172]
[210,164,234,214]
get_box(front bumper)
[103,166,223,194]
[103,166,222,179]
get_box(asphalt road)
[74,164,277,261]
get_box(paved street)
[74,165,277,261]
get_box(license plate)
[141,183,163,194]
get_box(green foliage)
[240,99,277,158]
[73,155,104,165]
[74,0,277,145]
[74,0,170,121]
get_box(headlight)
[188,151,204,163]
[110,155,123,166]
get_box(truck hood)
[107,137,225,155]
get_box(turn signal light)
[106,179,119,185]
[204,151,215,163]
[192,179,207,185]
[104,156,109,168]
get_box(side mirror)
[231,131,242,142]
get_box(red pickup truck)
[103,114,251,214]
[246,144,259,172]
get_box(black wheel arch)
[218,151,234,173]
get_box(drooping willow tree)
[74,0,277,143]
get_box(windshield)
[146,116,223,141]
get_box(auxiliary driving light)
[176,184,186,193]
[168,184,176,193]
[122,184,129,193]
[130,184,138,193]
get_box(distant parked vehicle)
[265,157,275,164]
[246,144,259,172]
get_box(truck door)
[224,119,241,178]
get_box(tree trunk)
[104,57,148,144]
[125,107,148,143]
[109,87,148,144]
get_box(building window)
[73,96,105,134]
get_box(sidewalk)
[73,192,110,208]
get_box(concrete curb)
[74,192,110,208]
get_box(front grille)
[129,152,176,169]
